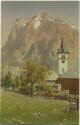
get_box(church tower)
[57,37,70,76]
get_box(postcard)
[1,1,79,125]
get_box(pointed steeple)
[57,36,70,54]
[60,37,64,52]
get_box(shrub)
[64,102,77,112]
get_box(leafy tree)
[22,60,51,97]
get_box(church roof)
[57,37,70,54]
[60,37,64,52]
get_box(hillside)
[2,10,79,73]
[0,89,79,124]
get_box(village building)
[57,37,70,76]
[55,77,79,95]
[55,38,79,95]
[47,37,79,95]
[46,70,61,92]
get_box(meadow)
[0,89,79,125]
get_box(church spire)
[60,37,64,52]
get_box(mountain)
[2,10,79,73]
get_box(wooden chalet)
[55,78,79,95]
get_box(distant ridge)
[2,11,79,77]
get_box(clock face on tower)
[62,60,65,63]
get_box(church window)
[62,55,65,59]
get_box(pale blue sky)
[1,1,79,46]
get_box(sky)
[1,1,79,46]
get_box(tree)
[18,74,30,95]
[4,71,13,89]
[22,60,51,97]
[13,75,20,90]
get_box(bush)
[40,84,54,98]
[19,87,30,95]
[64,102,77,112]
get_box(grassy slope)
[0,89,79,125]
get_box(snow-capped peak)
[15,18,28,27]
[33,20,41,29]
[32,10,53,29]
[33,10,48,29]
[70,25,79,30]
[37,10,48,19]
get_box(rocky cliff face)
[2,11,79,73]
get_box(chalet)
[55,77,79,95]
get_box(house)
[46,70,61,92]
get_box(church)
[47,37,79,95]
[57,37,70,76]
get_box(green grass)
[0,89,79,125]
